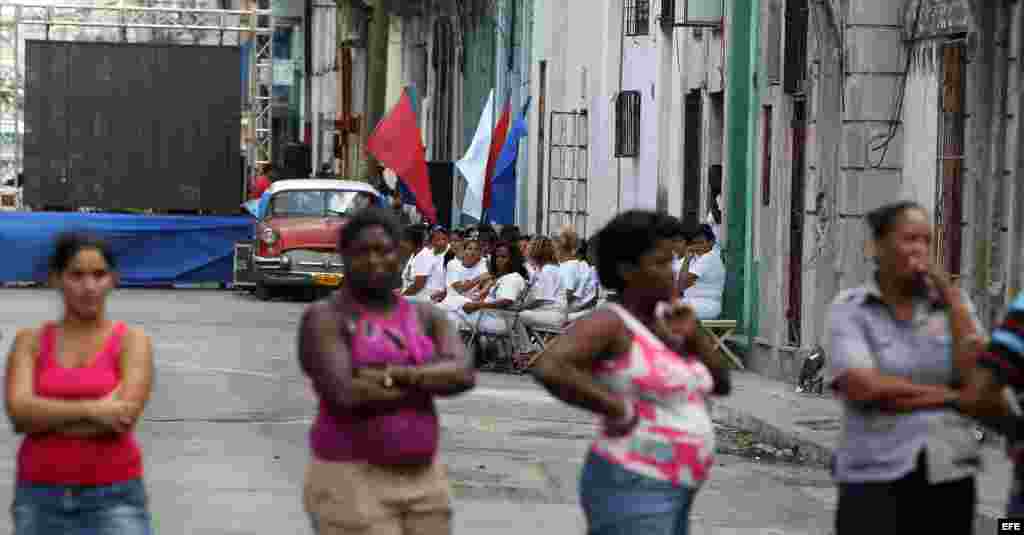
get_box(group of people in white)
[396,218,727,363]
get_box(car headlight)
[261,227,279,246]
[280,254,291,267]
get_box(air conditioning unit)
[661,0,724,28]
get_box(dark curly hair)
[50,232,117,274]
[488,241,529,279]
[337,206,403,253]
[594,210,678,292]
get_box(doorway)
[683,90,703,231]
[788,99,807,347]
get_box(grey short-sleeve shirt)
[824,277,985,484]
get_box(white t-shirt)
[446,258,488,292]
[672,255,685,280]
[490,272,527,303]
[529,264,566,306]
[707,194,723,242]
[425,249,449,294]
[404,247,444,298]
[685,248,726,303]
[559,259,596,306]
[581,264,600,305]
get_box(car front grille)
[284,249,344,273]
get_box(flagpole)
[482,86,497,226]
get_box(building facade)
[747,0,1024,379]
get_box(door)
[788,100,807,346]
[936,42,966,278]
[683,90,703,230]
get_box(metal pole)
[14,4,22,182]
[120,0,126,42]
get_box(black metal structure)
[22,40,242,213]
[428,161,454,229]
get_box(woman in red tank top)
[4,233,155,534]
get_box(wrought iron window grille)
[624,0,650,36]
[615,90,641,158]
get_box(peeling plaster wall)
[751,0,1024,382]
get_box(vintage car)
[235,179,382,300]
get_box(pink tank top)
[590,304,716,487]
[17,322,144,485]
[309,297,437,462]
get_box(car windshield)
[268,190,375,218]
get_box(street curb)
[710,398,1001,533]
[709,401,834,469]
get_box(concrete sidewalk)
[711,371,1010,533]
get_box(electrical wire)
[868,0,923,168]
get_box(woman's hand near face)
[654,301,695,341]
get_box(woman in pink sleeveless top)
[4,233,154,534]
[531,211,732,535]
[298,207,476,535]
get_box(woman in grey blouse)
[825,201,984,534]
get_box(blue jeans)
[579,452,698,535]
[1009,477,1024,516]
[11,479,152,535]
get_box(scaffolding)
[0,0,275,190]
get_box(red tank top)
[16,322,144,485]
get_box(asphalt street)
[0,289,836,534]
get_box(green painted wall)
[723,0,760,343]
[462,16,497,155]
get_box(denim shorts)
[579,451,698,535]
[11,479,152,535]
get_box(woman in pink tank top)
[4,232,154,534]
[298,207,476,535]
[531,211,732,535]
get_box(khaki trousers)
[303,457,452,535]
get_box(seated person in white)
[397,226,424,285]
[399,226,427,297]
[437,238,490,309]
[556,228,599,321]
[402,226,448,302]
[519,237,566,330]
[448,242,529,334]
[679,224,726,319]
[523,236,543,279]
[669,221,690,297]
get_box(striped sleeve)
[978,294,1024,386]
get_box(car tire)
[255,283,273,301]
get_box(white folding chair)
[461,277,536,372]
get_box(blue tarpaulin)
[0,212,255,286]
